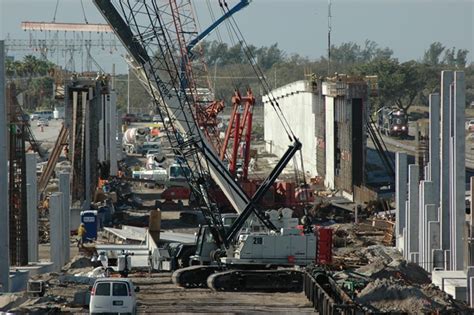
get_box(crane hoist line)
[94,0,317,292]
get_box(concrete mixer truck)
[122,127,148,154]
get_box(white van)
[30,110,53,120]
[90,278,139,314]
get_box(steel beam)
[21,21,112,33]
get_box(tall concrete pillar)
[324,97,335,189]
[440,71,453,252]
[429,93,440,206]
[117,109,123,161]
[428,219,441,272]
[59,173,71,265]
[109,91,118,175]
[424,204,439,271]
[395,152,408,252]
[407,164,420,260]
[49,193,64,271]
[0,40,10,292]
[83,91,91,208]
[419,180,435,270]
[451,71,466,270]
[26,153,38,262]
[470,176,474,266]
[98,94,105,162]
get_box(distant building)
[262,75,370,201]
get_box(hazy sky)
[1,0,473,74]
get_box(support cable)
[80,0,89,24]
[52,0,60,23]
[219,0,296,142]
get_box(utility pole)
[327,0,332,76]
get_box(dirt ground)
[132,273,314,314]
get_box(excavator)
[94,0,321,291]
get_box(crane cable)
[80,0,89,24]
[52,0,60,23]
[219,0,296,142]
[207,0,244,93]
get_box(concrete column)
[440,71,453,252]
[26,153,38,262]
[0,40,10,292]
[116,109,123,161]
[98,94,105,162]
[407,164,420,259]
[83,91,91,208]
[59,173,71,265]
[395,152,408,252]
[419,181,435,270]
[429,94,440,206]
[470,177,474,266]
[468,266,474,308]
[451,71,466,271]
[433,249,444,270]
[425,204,439,272]
[49,193,64,271]
[324,96,335,189]
[109,91,118,175]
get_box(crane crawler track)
[207,269,303,292]
[172,265,221,288]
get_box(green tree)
[456,49,469,68]
[356,59,424,112]
[443,47,456,66]
[423,42,445,66]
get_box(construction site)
[0,0,473,314]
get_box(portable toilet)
[80,210,99,240]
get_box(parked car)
[122,113,137,124]
[37,118,49,127]
[139,113,152,122]
[89,278,139,315]
[31,110,53,120]
[466,119,474,131]
[152,115,162,123]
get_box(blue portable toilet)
[80,210,98,240]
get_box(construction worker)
[77,223,87,247]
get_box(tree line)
[6,41,473,114]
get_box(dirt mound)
[357,259,430,285]
[356,279,447,314]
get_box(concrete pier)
[419,180,435,270]
[109,91,118,175]
[395,152,408,252]
[451,71,466,270]
[425,204,440,272]
[470,177,474,266]
[83,91,91,208]
[429,94,440,205]
[49,193,64,271]
[407,164,420,260]
[440,71,453,252]
[0,40,10,292]
[26,153,38,262]
[59,173,71,265]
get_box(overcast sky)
[1,0,473,74]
